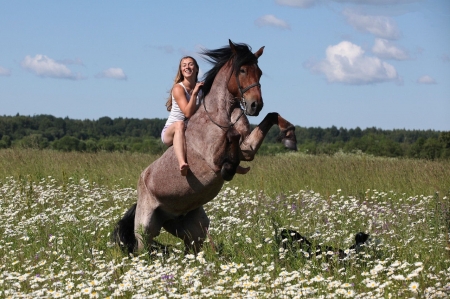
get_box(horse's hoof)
[221,165,235,181]
[282,138,297,151]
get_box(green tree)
[408,137,426,158]
[0,135,12,148]
[85,139,98,152]
[98,139,115,152]
[52,136,85,152]
[17,134,49,149]
[421,138,442,160]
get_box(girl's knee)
[174,121,185,132]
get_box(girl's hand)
[193,81,204,95]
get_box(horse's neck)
[202,66,234,123]
[186,65,235,171]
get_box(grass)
[1,148,449,197]
[0,149,449,298]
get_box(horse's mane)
[200,42,258,96]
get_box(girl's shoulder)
[172,82,185,93]
[173,82,184,89]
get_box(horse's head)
[227,40,264,116]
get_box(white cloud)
[21,54,83,80]
[372,38,409,60]
[343,9,401,39]
[57,58,85,66]
[255,15,290,29]
[0,66,11,76]
[96,68,127,80]
[275,0,317,8]
[307,41,399,84]
[417,75,436,84]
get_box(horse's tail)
[112,203,137,254]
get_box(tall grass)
[1,149,449,197]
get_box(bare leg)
[163,121,189,176]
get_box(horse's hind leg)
[134,177,162,252]
[162,206,210,254]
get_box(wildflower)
[81,287,92,295]
[220,264,230,271]
[366,280,379,288]
[392,274,406,281]
[312,275,324,282]
[344,289,355,298]
[409,282,419,293]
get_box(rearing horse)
[114,40,297,254]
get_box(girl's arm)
[172,82,203,118]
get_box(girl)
[161,56,203,176]
[161,56,250,176]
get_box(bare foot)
[236,166,250,175]
[180,163,189,176]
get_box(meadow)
[0,149,449,298]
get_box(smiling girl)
[161,56,250,177]
[161,56,203,176]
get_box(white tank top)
[165,82,202,127]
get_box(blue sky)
[1,0,449,131]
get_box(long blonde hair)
[165,56,199,111]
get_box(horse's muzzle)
[245,99,263,116]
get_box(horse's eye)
[240,68,246,74]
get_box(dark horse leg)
[221,127,241,181]
[238,112,297,161]
[162,206,210,254]
[112,203,137,254]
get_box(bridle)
[203,64,261,130]
[235,72,261,113]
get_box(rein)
[203,66,260,130]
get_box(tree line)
[0,114,449,159]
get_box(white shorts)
[161,125,169,144]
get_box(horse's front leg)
[239,112,297,161]
[220,127,241,181]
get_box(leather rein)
[203,66,260,130]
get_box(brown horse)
[114,40,297,254]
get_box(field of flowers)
[1,174,449,298]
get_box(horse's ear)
[254,46,265,58]
[229,39,237,54]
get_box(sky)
[1,0,449,131]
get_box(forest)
[0,114,449,159]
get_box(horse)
[113,40,297,254]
